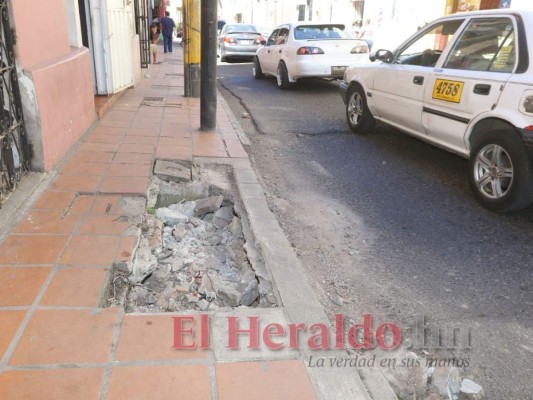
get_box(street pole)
[183,0,200,97]
[200,0,217,130]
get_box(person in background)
[351,19,362,38]
[150,23,160,64]
[176,24,183,47]
[358,18,374,51]
[160,11,176,53]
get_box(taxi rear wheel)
[276,62,294,90]
[346,84,375,134]
[253,57,264,79]
[469,131,533,213]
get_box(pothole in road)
[106,161,279,313]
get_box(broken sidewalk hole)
[142,97,164,102]
[141,97,182,108]
[106,163,279,313]
[141,97,165,107]
[164,101,182,108]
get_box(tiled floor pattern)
[0,48,316,398]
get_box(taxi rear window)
[294,25,351,40]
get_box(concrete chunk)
[217,284,241,307]
[169,201,196,217]
[212,206,234,229]
[172,226,188,241]
[195,195,224,216]
[460,379,484,399]
[239,279,259,306]
[153,160,191,183]
[156,208,189,225]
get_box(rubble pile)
[110,190,278,313]
[382,351,486,400]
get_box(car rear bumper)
[289,56,368,80]
[221,45,259,58]
[290,62,345,79]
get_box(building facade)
[6,0,151,177]
[219,0,529,37]
[14,0,96,172]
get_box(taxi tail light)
[224,36,237,44]
[351,44,369,54]
[524,125,533,131]
[297,46,324,55]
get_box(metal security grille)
[0,0,31,205]
[135,0,150,68]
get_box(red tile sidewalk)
[0,47,316,399]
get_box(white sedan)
[253,22,369,89]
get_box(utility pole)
[183,0,200,97]
[200,0,217,130]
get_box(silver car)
[218,24,263,62]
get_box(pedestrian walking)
[160,11,176,53]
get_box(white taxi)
[254,22,369,89]
[340,9,533,213]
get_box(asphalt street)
[217,61,533,398]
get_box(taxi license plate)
[331,66,347,76]
[432,79,464,103]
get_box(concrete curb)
[230,158,371,400]
[217,89,251,149]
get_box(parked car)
[340,9,533,212]
[253,22,369,89]
[218,23,263,62]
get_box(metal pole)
[200,0,217,130]
[184,0,201,97]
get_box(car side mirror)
[370,49,394,63]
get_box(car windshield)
[396,19,463,65]
[225,25,258,34]
[294,25,353,40]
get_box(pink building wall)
[12,0,95,171]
